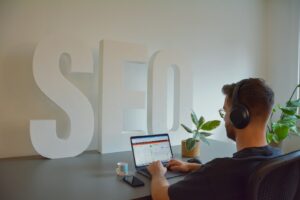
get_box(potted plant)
[267,84,300,146]
[181,111,221,157]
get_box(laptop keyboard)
[140,168,151,177]
[139,163,168,177]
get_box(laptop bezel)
[130,133,174,170]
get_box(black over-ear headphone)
[230,81,250,129]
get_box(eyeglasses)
[219,109,225,119]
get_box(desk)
[0,139,235,200]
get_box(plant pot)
[181,140,200,158]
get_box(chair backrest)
[247,150,300,200]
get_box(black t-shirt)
[168,145,282,200]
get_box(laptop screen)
[130,134,173,168]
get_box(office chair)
[247,150,300,200]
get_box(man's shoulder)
[200,145,282,171]
[233,145,282,159]
[204,157,232,166]
[188,157,235,175]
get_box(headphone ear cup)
[230,105,250,129]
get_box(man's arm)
[151,174,170,200]
[147,161,170,200]
[147,159,202,200]
[168,159,201,172]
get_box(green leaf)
[197,116,205,130]
[201,120,221,131]
[199,132,212,137]
[277,118,296,127]
[191,111,198,127]
[274,124,289,140]
[266,132,273,144]
[295,114,300,119]
[279,106,297,115]
[290,125,299,134]
[186,138,197,151]
[181,124,192,133]
[286,99,300,107]
[272,134,280,143]
[193,131,200,140]
[271,122,276,128]
[281,115,297,121]
[291,130,300,136]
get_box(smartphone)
[123,175,144,187]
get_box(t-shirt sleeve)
[168,167,215,200]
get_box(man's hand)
[147,161,167,177]
[168,159,201,172]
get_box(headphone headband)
[232,81,244,106]
[229,81,250,129]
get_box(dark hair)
[222,78,274,120]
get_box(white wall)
[265,0,300,153]
[0,0,268,158]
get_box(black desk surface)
[0,139,235,200]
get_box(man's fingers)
[168,159,179,166]
[169,166,182,172]
[150,160,164,168]
[154,160,162,166]
[170,165,189,173]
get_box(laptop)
[130,133,186,179]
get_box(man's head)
[221,78,274,141]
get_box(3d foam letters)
[30,35,94,159]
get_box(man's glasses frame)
[219,109,225,119]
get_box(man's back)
[168,146,282,200]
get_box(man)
[147,78,282,200]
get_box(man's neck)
[235,127,268,151]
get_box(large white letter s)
[30,36,94,159]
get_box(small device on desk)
[123,175,144,187]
